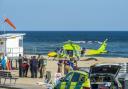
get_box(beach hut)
[0,33,25,58]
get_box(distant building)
[0,33,25,58]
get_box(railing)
[24,47,48,55]
[6,47,23,57]
[0,47,48,57]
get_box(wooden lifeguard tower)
[0,33,25,58]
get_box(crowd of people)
[18,54,47,78]
[0,53,77,82]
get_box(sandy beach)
[0,0,128,88]
[0,56,128,89]
[45,57,128,79]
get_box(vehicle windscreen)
[90,65,120,75]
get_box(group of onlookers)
[18,54,47,78]
[1,53,77,78]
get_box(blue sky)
[0,0,128,31]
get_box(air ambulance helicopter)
[48,39,108,59]
[48,40,81,60]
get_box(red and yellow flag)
[3,16,16,30]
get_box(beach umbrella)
[48,51,57,57]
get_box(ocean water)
[3,31,128,57]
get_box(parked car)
[54,71,91,89]
[90,64,122,89]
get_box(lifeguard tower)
[0,33,25,58]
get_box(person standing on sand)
[81,48,85,57]
[64,60,70,75]
[18,54,23,77]
[23,56,29,77]
[38,56,47,78]
[30,56,33,78]
[22,61,27,77]
[73,60,78,70]
[30,56,38,78]
[57,60,63,74]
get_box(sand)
[1,56,128,89]
[46,57,128,78]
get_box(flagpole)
[1,19,6,56]
[2,16,16,56]
[3,22,6,34]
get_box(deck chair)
[36,71,53,89]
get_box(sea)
[2,31,128,57]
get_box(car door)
[55,72,73,89]
[74,73,86,89]
[66,72,81,89]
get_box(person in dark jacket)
[30,56,38,78]
[30,57,33,78]
[22,61,27,77]
[18,54,23,77]
[81,47,86,57]
[38,56,47,78]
